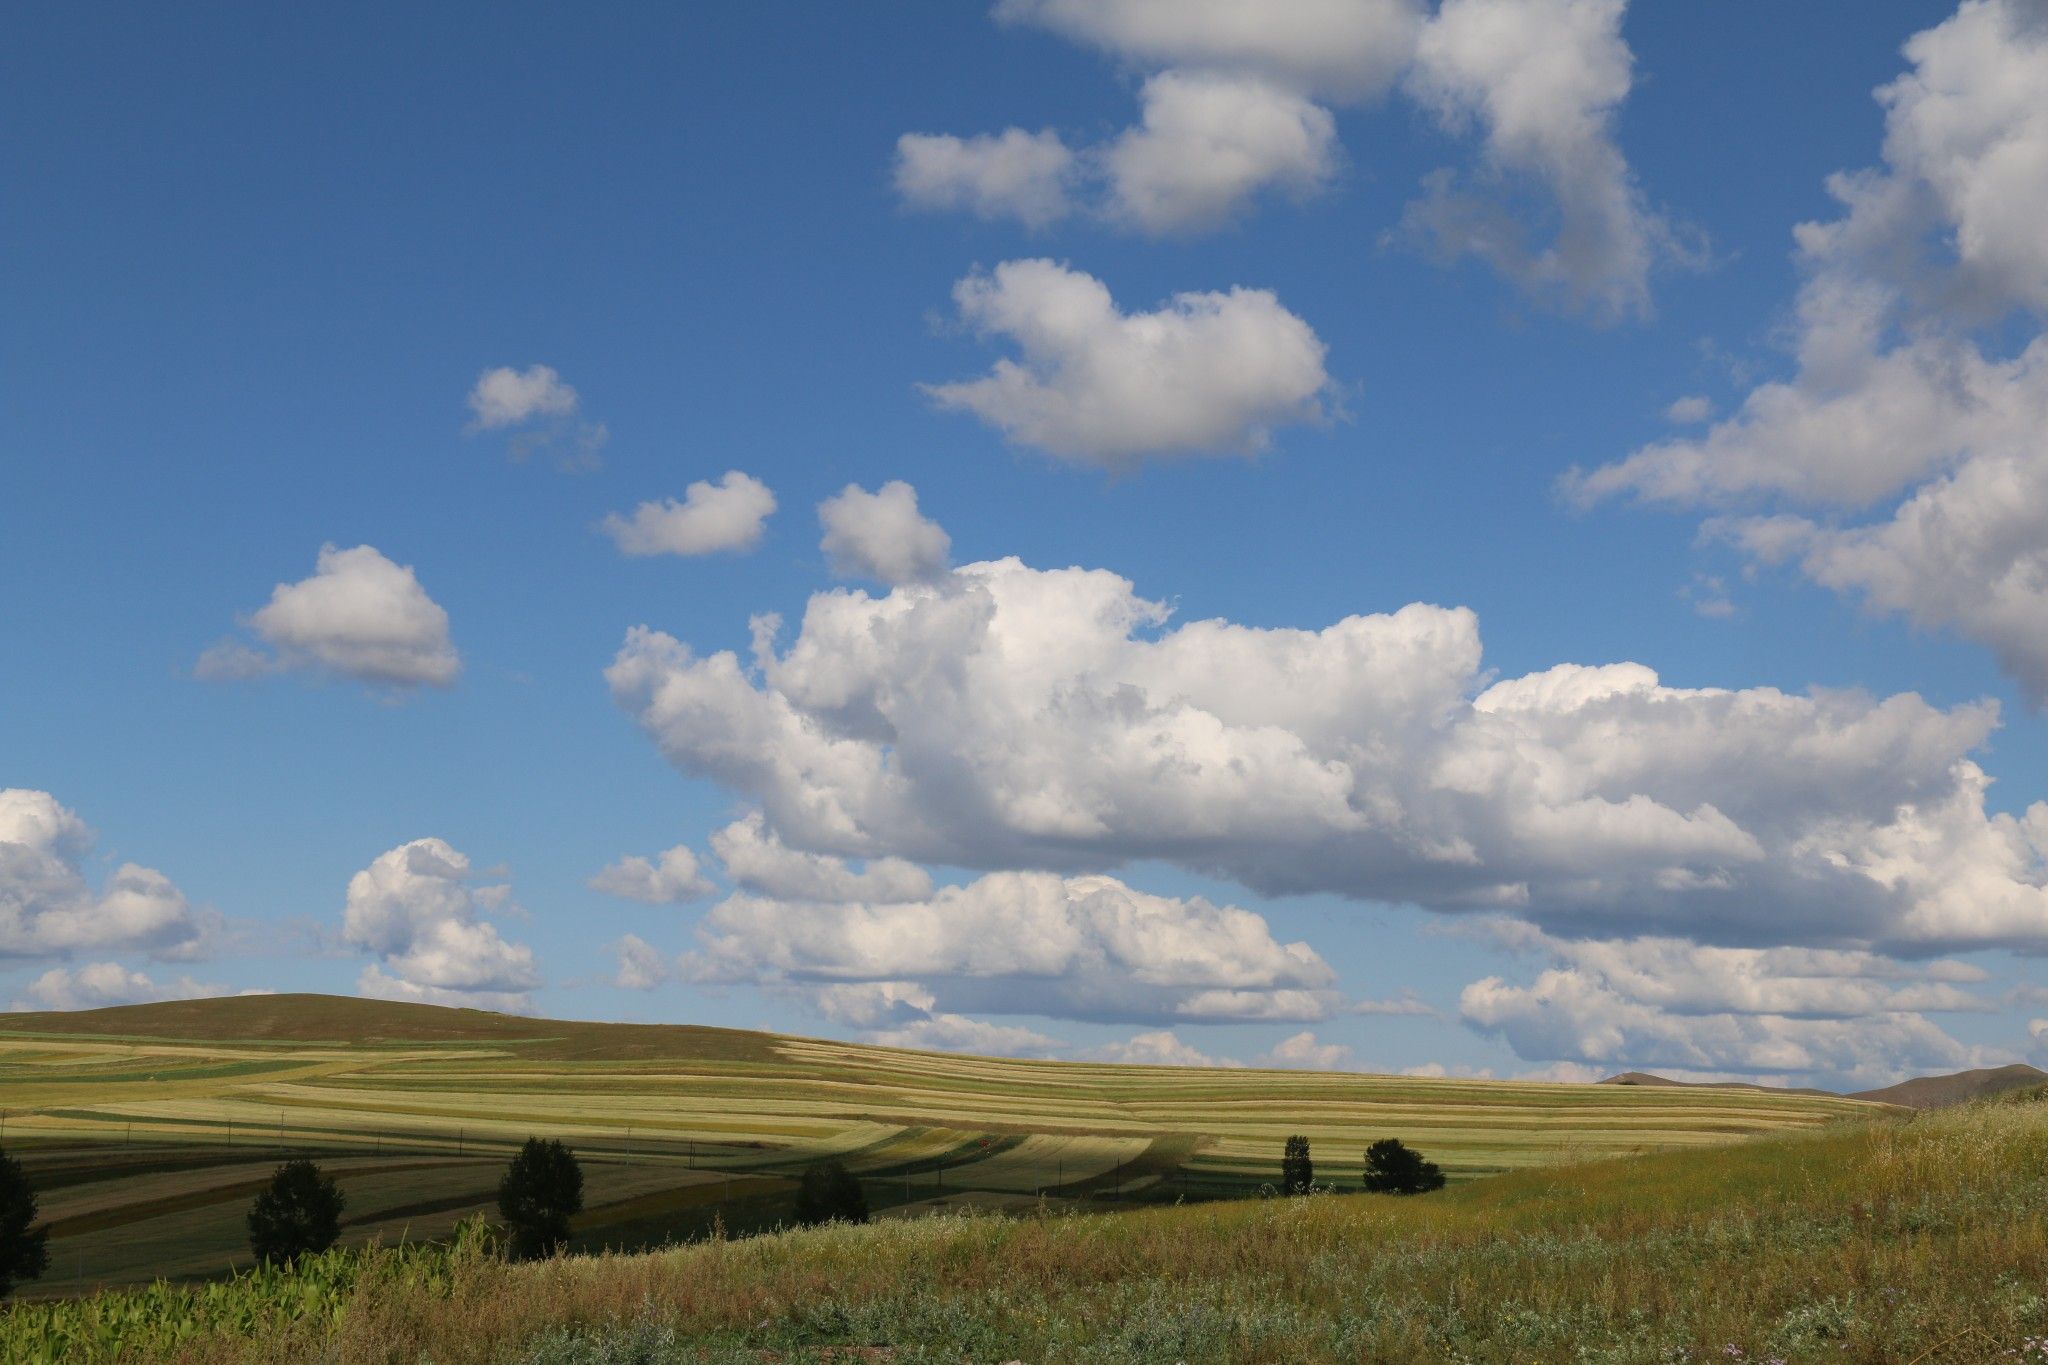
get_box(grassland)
[0,994,1882,1299]
[8,1088,2045,1363]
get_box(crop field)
[0,994,1884,1296]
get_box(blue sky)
[5,0,2046,1087]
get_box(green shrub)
[1361,1137,1445,1194]
[0,1145,49,1297]
[499,1137,584,1260]
[792,1160,868,1226]
[247,1159,345,1265]
[1281,1135,1314,1196]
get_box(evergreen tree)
[247,1159,345,1264]
[1280,1134,1314,1196]
[1362,1138,1446,1194]
[497,1137,584,1259]
[792,1159,868,1225]
[0,1147,49,1298]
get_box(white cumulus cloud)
[909,0,1681,309]
[710,812,932,904]
[996,0,1425,101]
[1400,0,1677,320]
[588,846,717,904]
[1568,0,2048,700]
[1088,1029,1242,1068]
[466,364,580,429]
[681,867,1339,1027]
[1458,918,2004,1088]
[465,364,607,470]
[1104,71,1339,233]
[894,128,1077,228]
[343,839,539,1011]
[197,544,460,689]
[1259,1030,1356,1070]
[0,789,205,959]
[679,871,1335,1031]
[11,962,229,1012]
[923,260,1329,465]
[817,481,952,586]
[600,471,777,557]
[613,934,669,991]
[608,551,2048,957]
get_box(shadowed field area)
[0,994,1884,1294]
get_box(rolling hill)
[0,994,1888,1295]
[1849,1061,2048,1109]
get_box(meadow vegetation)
[4,1089,2044,1363]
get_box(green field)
[0,993,1884,1298]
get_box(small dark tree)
[792,1159,868,1226]
[497,1137,584,1260]
[0,1147,49,1298]
[1362,1138,1446,1194]
[1281,1134,1314,1196]
[247,1159,345,1264]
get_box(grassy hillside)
[0,995,1881,1295]
[7,1088,2043,1364]
[1850,1061,2048,1108]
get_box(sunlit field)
[0,994,1877,1295]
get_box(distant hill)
[0,991,782,1063]
[1601,1063,2048,1109]
[1849,1063,2048,1110]
[1597,1071,1837,1098]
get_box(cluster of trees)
[1280,1135,1446,1196]
[244,1136,588,1266]
[0,1129,1448,1295]
[245,1137,593,1268]
[0,1127,883,1297]
[793,1159,868,1226]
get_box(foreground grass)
[9,1093,2046,1364]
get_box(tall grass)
[9,1097,2047,1363]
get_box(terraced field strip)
[0,994,1887,1292]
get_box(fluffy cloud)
[681,867,1338,1026]
[1104,72,1338,233]
[866,1012,1064,1057]
[464,364,607,470]
[995,0,1424,101]
[894,128,1077,228]
[1088,1029,1241,1068]
[0,790,204,959]
[613,934,668,991]
[466,365,579,429]
[817,481,952,586]
[197,544,460,689]
[803,979,1065,1057]
[709,812,931,904]
[1569,0,2048,698]
[1259,1030,1356,1070]
[1400,0,1675,319]
[609,552,2048,956]
[1458,919,2002,1087]
[1461,972,1985,1090]
[588,846,717,904]
[923,260,1329,465]
[910,0,1677,308]
[600,471,777,557]
[11,962,228,1012]
[343,839,539,1010]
